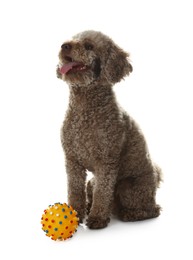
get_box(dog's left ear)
[104,42,133,84]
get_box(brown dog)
[57,30,161,229]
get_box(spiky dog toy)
[41,203,79,241]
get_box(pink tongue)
[60,62,81,74]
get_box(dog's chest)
[62,109,103,166]
[61,100,126,170]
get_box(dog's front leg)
[66,159,86,223]
[86,164,118,229]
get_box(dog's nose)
[61,43,72,52]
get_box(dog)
[56,30,162,229]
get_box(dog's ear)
[103,42,133,84]
[56,65,62,79]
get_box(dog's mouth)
[59,56,88,75]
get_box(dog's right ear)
[56,65,62,79]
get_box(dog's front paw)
[70,205,85,224]
[86,216,110,229]
[76,209,86,224]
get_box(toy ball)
[41,202,79,241]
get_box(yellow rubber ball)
[41,203,79,241]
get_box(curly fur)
[57,30,161,229]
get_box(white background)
[0,0,192,259]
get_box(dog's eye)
[84,43,94,51]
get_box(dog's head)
[57,30,133,86]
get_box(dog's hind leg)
[114,174,161,221]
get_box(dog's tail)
[154,163,163,188]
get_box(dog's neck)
[68,83,116,111]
